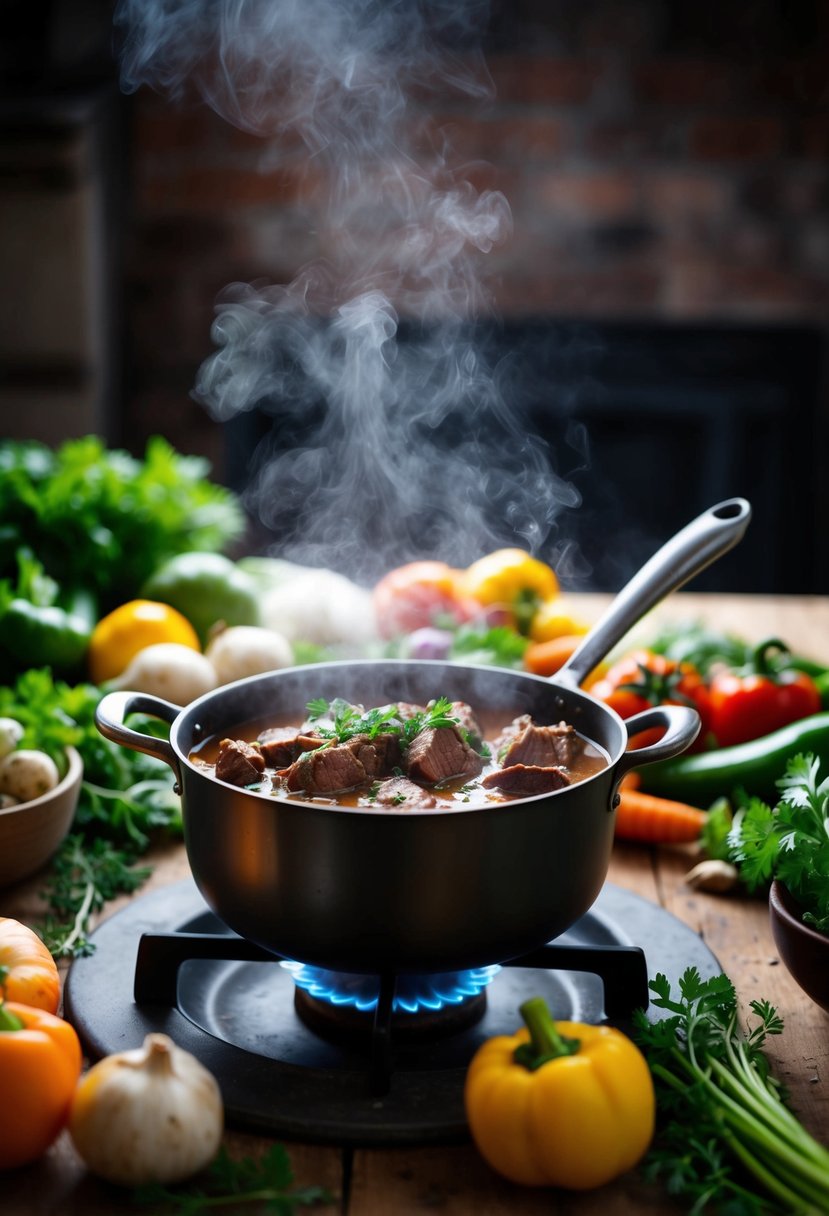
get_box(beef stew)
[191,695,609,809]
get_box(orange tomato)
[88,599,201,684]
[372,562,476,640]
[0,917,60,1014]
[0,1002,82,1168]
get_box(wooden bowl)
[769,879,829,1014]
[0,747,83,887]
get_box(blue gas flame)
[281,960,501,1014]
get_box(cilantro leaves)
[727,753,829,932]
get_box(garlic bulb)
[68,1033,224,1186]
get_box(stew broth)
[191,696,609,810]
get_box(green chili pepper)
[0,597,92,670]
[639,712,829,807]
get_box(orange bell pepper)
[0,999,82,1168]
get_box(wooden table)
[5,594,829,1215]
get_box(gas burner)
[64,880,721,1146]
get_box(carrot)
[523,635,589,677]
[614,788,707,844]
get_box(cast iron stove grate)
[64,879,720,1146]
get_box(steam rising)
[116,0,582,581]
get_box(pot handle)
[95,690,182,779]
[555,498,751,690]
[613,704,701,784]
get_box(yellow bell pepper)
[529,599,589,644]
[464,997,655,1189]
[460,550,558,635]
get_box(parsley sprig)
[727,753,829,933]
[133,1144,334,1213]
[634,967,829,1214]
[305,696,464,747]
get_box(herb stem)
[56,874,96,957]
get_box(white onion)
[261,569,378,647]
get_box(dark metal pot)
[96,499,750,975]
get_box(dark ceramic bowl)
[769,880,829,1014]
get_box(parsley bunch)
[0,435,244,611]
[634,968,829,1214]
[727,753,829,933]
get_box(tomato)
[88,598,201,684]
[0,1002,82,1168]
[590,649,712,747]
[709,640,822,748]
[0,918,60,1014]
[372,562,476,640]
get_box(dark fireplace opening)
[223,319,827,595]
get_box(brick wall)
[121,0,829,468]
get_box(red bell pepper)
[709,639,822,748]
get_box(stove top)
[64,880,720,1146]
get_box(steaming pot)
[96,499,750,974]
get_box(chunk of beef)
[215,738,266,787]
[406,725,483,785]
[257,726,323,766]
[280,743,367,795]
[346,732,403,779]
[499,718,580,769]
[445,701,484,748]
[372,776,437,810]
[481,764,571,796]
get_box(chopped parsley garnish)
[305,695,464,747]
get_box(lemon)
[88,599,201,684]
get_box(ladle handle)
[556,497,751,689]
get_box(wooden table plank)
[348,1143,681,1215]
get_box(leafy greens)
[727,753,829,933]
[133,1143,334,1214]
[0,667,181,957]
[635,967,829,1214]
[0,435,244,611]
